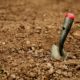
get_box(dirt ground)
[0,0,80,80]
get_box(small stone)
[26,40,30,45]
[39,49,44,53]
[62,65,68,70]
[34,50,38,57]
[56,69,62,74]
[35,27,41,34]
[18,50,25,54]
[62,71,68,76]
[35,30,41,34]
[29,72,36,78]
[46,63,54,74]
[48,25,53,29]
[59,64,68,70]
[2,42,6,45]
[31,46,35,51]
[26,25,30,30]
[11,48,15,52]
[45,31,48,34]
[48,67,54,74]
[32,44,36,47]
[47,63,53,68]
[27,50,33,54]
[67,72,72,77]
[73,30,80,39]
[36,27,41,30]
[10,74,16,79]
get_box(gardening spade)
[51,13,75,60]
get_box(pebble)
[32,44,36,47]
[56,69,62,74]
[48,25,53,29]
[73,30,80,39]
[18,50,25,54]
[36,27,41,30]
[67,72,72,77]
[10,74,16,79]
[46,63,54,74]
[46,63,53,68]
[31,46,36,51]
[35,27,41,33]
[26,40,31,45]
[11,48,16,52]
[1,42,6,45]
[48,67,54,74]
[27,50,33,54]
[62,71,68,76]
[29,72,36,78]
[34,50,38,57]
[59,64,68,70]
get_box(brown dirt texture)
[0,0,80,80]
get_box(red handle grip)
[65,13,75,20]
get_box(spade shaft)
[59,13,75,57]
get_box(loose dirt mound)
[0,0,80,80]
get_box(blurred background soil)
[0,0,80,80]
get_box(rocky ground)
[0,0,80,80]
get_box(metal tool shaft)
[59,16,74,57]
